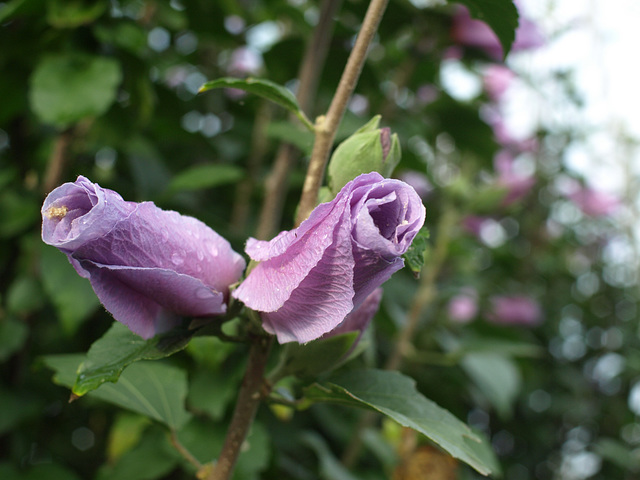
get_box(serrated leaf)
[73,322,194,396]
[29,53,122,128]
[453,0,519,58]
[278,332,359,379]
[403,227,430,276]
[304,369,499,476]
[43,355,192,429]
[461,353,521,419]
[167,163,244,194]
[199,77,314,131]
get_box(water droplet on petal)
[196,287,213,299]
[171,253,184,265]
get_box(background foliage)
[1,0,638,479]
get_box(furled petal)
[42,176,245,338]
[260,213,355,343]
[42,175,136,251]
[77,261,226,338]
[234,190,351,312]
[234,172,425,344]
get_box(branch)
[256,0,343,239]
[206,334,273,480]
[295,0,390,226]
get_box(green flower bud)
[327,115,401,195]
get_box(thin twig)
[295,0,390,225]
[42,128,74,195]
[231,102,272,236]
[170,429,203,470]
[256,0,343,239]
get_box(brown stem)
[42,128,74,195]
[295,0,390,225]
[207,335,273,480]
[256,0,343,239]
[231,102,272,236]
[341,206,457,467]
[170,430,203,470]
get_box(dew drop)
[171,253,184,265]
[195,287,213,299]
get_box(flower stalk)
[295,0,390,225]
[206,333,273,480]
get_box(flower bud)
[327,116,401,195]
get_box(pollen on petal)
[45,205,69,219]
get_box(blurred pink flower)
[483,65,515,101]
[227,47,263,76]
[487,295,542,326]
[397,170,433,199]
[462,215,491,237]
[494,151,535,206]
[568,187,620,217]
[448,289,478,323]
[451,5,544,60]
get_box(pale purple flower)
[451,5,544,60]
[233,172,426,343]
[42,176,246,339]
[227,46,263,76]
[483,65,515,101]
[462,215,491,237]
[322,288,382,348]
[494,151,535,206]
[487,295,542,326]
[397,170,433,199]
[569,187,620,217]
[447,289,478,324]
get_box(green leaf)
[276,332,359,379]
[96,425,179,480]
[199,77,314,131]
[403,227,430,276]
[452,0,519,58]
[0,387,43,435]
[461,353,521,419]
[29,53,122,128]
[0,317,28,362]
[175,418,270,479]
[40,244,100,335]
[167,163,244,194]
[43,354,192,429]
[47,0,107,28]
[187,367,242,420]
[106,412,152,463]
[304,369,499,476]
[73,322,194,397]
[302,432,360,480]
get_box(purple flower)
[447,289,478,324]
[487,295,542,326]
[397,170,433,200]
[451,5,544,60]
[569,187,620,217]
[233,172,425,343]
[483,65,515,101]
[323,288,382,341]
[494,151,535,206]
[42,176,246,339]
